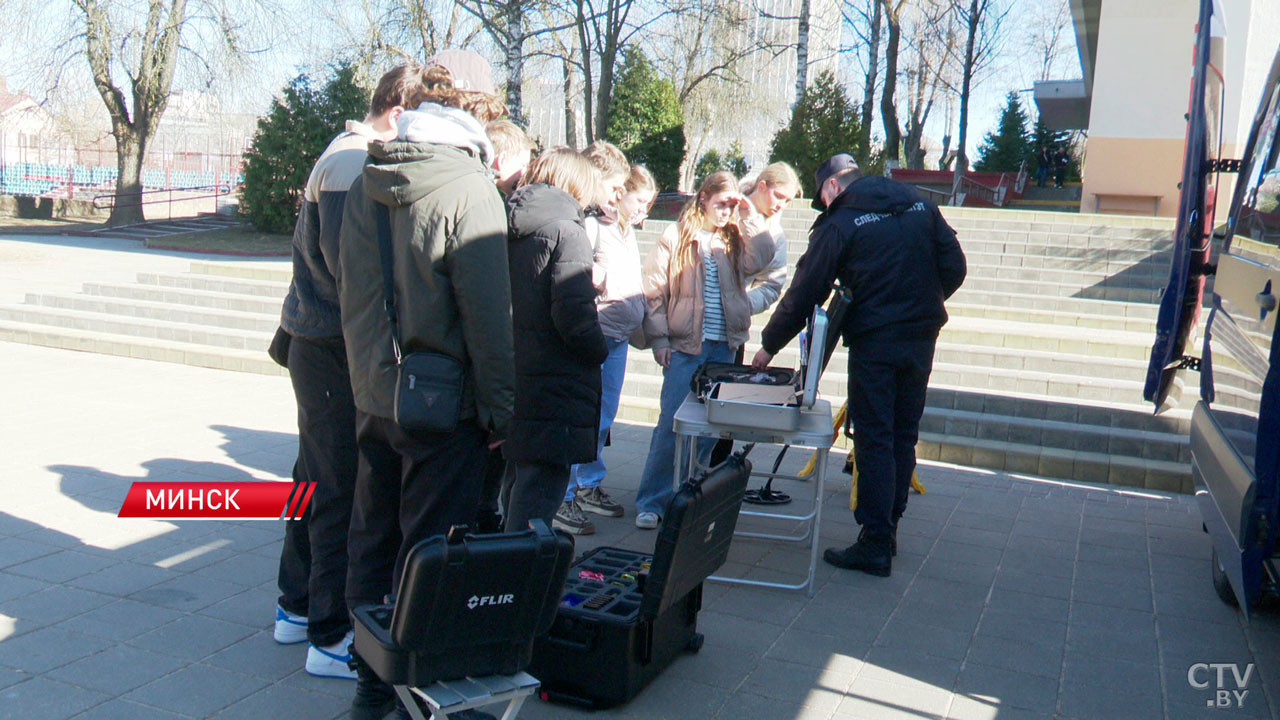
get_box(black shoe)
[824,533,893,577]
[350,652,396,720]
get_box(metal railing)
[92,183,236,219]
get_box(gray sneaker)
[576,486,624,517]
[553,500,596,535]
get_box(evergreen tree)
[605,46,685,191]
[241,65,370,234]
[1032,119,1081,182]
[694,149,723,188]
[769,71,867,198]
[974,92,1032,172]
[725,141,748,178]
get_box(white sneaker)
[305,629,357,680]
[635,511,660,530]
[274,605,308,645]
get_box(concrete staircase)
[1009,184,1083,213]
[0,206,1192,492]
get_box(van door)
[1195,51,1280,610]
[1144,0,1225,413]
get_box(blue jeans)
[635,340,733,516]
[566,336,629,501]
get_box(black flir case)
[528,451,753,708]
[351,521,574,687]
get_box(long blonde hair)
[672,171,743,283]
[518,146,600,207]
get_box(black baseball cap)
[812,153,859,210]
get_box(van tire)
[1211,548,1239,608]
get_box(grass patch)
[145,226,291,255]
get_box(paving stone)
[1062,649,1160,692]
[0,571,44,603]
[1058,680,1161,720]
[738,657,850,714]
[0,677,110,720]
[208,682,349,720]
[197,586,276,628]
[66,698,189,719]
[845,674,952,717]
[668,639,766,689]
[789,602,888,645]
[4,551,117,585]
[966,634,1064,680]
[713,691,835,720]
[954,661,1060,712]
[857,646,963,693]
[1071,578,1153,612]
[985,587,1070,624]
[0,586,113,627]
[894,594,984,634]
[57,599,183,642]
[945,694,1053,720]
[695,611,788,654]
[0,626,113,673]
[992,568,1073,600]
[127,573,245,612]
[762,627,863,675]
[66,563,177,597]
[128,613,257,661]
[124,664,267,717]
[616,673,729,720]
[975,608,1067,649]
[47,644,186,694]
[874,616,972,660]
[198,551,279,588]
[0,537,60,569]
[1065,622,1157,664]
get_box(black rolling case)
[528,449,753,708]
[351,521,574,688]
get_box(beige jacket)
[639,222,776,355]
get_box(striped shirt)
[701,232,727,341]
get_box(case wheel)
[686,633,704,653]
[1211,548,1239,608]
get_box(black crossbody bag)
[375,203,465,433]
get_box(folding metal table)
[672,393,834,597]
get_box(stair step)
[0,306,272,351]
[188,261,292,284]
[0,320,285,376]
[917,434,1190,493]
[24,293,280,333]
[136,272,290,298]
[81,282,285,315]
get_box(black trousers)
[345,412,487,609]
[276,335,358,646]
[847,333,937,537]
[501,460,572,532]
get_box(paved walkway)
[0,232,1277,720]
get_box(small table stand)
[672,393,834,597]
[395,671,539,720]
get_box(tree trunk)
[577,0,594,144]
[859,0,882,157]
[562,57,578,148]
[952,0,981,196]
[110,126,146,226]
[505,0,525,124]
[880,0,902,167]
[794,0,811,107]
[595,31,619,142]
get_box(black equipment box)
[529,451,753,708]
[352,521,574,687]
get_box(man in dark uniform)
[751,153,966,577]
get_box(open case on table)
[696,307,829,431]
[528,449,754,708]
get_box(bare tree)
[901,0,956,169]
[950,0,1008,185]
[48,0,265,225]
[879,0,909,166]
[329,0,483,69]
[842,0,883,159]
[1026,0,1071,82]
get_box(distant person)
[632,171,777,529]
[501,147,608,532]
[336,59,511,720]
[709,161,801,466]
[752,153,966,577]
[1036,145,1051,188]
[271,64,437,683]
[1054,147,1070,188]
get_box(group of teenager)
[268,48,965,720]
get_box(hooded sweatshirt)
[760,175,967,355]
[336,103,514,438]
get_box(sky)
[0,0,1080,165]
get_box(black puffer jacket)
[503,183,609,464]
[761,175,966,354]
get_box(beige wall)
[1079,0,1278,217]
